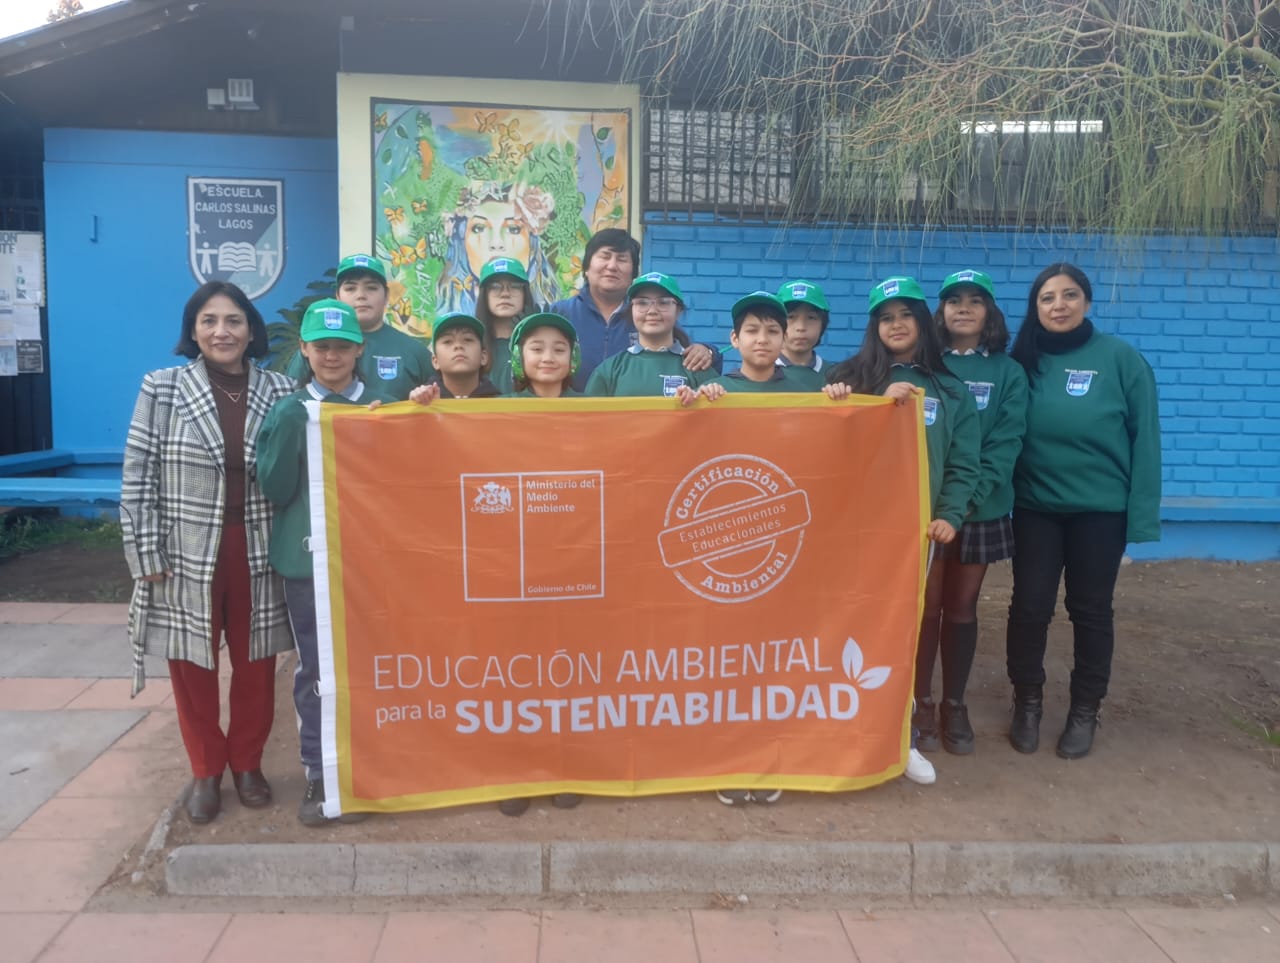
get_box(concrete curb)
[353,843,543,896]
[164,840,1279,900]
[130,785,183,885]
[550,841,911,896]
[911,842,1270,899]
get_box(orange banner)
[311,394,929,813]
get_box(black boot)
[912,698,940,752]
[940,699,975,755]
[1009,684,1043,754]
[1056,701,1101,759]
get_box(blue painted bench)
[0,449,123,511]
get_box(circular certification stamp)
[657,454,811,603]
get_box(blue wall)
[35,131,1279,559]
[43,129,338,451]
[645,217,1280,560]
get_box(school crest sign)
[187,177,285,299]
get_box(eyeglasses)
[487,281,522,294]
[632,297,679,310]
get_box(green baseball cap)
[511,312,578,348]
[479,258,529,285]
[731,290,788,324]
[300,299,363,344]
[938,269,996,301]
[432,312,486,346]
[868,276,928,314]
[627,271,684,303]
[336,254,388,284]
[777,280,829,313]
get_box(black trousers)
[1005,508,1127,703]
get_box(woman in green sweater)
[1006,263,1161,760]
[914,271,1028,756]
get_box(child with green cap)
[286,254,434,400]
[776,279,832,391]
[678,291,816,405]
[826,276,981,786]
[427,312,501,398]
[585,272,712,397]
[258,298,394,827]
[409,310,581,816]
[475,257,537,394]
[507,312,582,398]
[913,270,1027,755]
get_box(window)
[0,126,43,232]
[646,107,793,216]
[955,120,1106,221]
[644,107,1273,229]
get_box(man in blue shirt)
[549,229,720,390]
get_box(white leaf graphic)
[857,666,891,690]
[841,638,863,681]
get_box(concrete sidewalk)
[8,906,1280,963]
[2,602,1278,962]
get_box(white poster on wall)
[0,232,45,306]
[10,304,40,341]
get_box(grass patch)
[1229,715,1280,748]
[0,511,123,559]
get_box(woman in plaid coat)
[121,281,295,824]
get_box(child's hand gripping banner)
[307,394,929,815]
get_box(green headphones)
[509,313,581,380]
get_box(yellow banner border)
[318,392,931,810]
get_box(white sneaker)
[905,748,937,785]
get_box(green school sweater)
[773,361,824,391]
[890,365,981,530]
[286,323,434,401]
[708,366,819,393]
[256,382,393,579]
[506,387,583,398]
[942,351,1028,522]
[584,345,711,397]
[489,337,513,394]
[1014,329,1161,543]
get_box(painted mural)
[370,101,630,336]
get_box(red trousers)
[168,523,276,778]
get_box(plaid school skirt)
[947,515,1015,565]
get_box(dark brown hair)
[476,276,536,370]
[582,229,641,281]
[1010,262,1094,381]
[173,281,269,360]
[933,289,1010,353]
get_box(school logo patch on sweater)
[1065,369,1096,396]
[966,381,993,411]
[375,356,401,380]
[922,397,939,426]
[661,375,688,396]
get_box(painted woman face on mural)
[464,199,531,280]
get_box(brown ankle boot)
[186,774,222,824]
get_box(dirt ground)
[2,543,1276,848]
[0,540,134,603]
